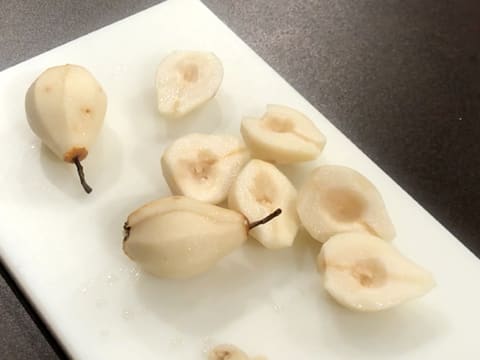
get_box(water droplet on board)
[106,273,118,285]
[202,337,213,353]
[96,298,106,308]
[170,337,185,347]
[122,309,132,320]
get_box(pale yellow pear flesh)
[240,104,326,164]
[318,232,435,312]
[123,196,248,279]
[297,165,396,242]
[155,51,223,118]
[208,344,250,360]
[208,344,266,360]
[228,159,299,249]
[161,133,249,204]
[25,64,107,162]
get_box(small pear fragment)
[208,344,266,360]
[161,133,249,204]
[208,345,249,360]
[155,51,223,117]
[297,165,395,242]
[228,159,299,249]
[123,196,281,279]
[318,232,435,311]
[240,104,326,163]
[25,64,107,193]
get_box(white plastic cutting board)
[1,0,480,359]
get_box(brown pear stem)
[123,222,131,242]
[248,208,282,230]
[73,157,92,194]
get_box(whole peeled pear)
[123,196,281,279]
[25,64,107,193]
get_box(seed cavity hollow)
[187,150,217,181]
[352,258,387,288]
[323,188,365,222]
[180,63,199,82]
[264,116,294,133]
[250,171,275,206]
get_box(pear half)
[161,133,249,204]
[155,51,223,118]
[228,159,299,249]
[297,165,395,242]
[318,232,435,311]
[241,104,326,163]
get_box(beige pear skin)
[25,64,107,193]
[123,196,281,279]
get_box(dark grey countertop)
[1,0,479,358]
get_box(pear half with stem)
[318,232,435,311]
[156,51,223,118]
[228,159,299,249]
[25,64,107,193]
[297,165,395,242]
[123,196,281,279]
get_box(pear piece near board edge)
[161,133,249,204]
[25,64,107,194]
[228,159,299,249]
[240,104,326,164]
[297,165,396,242]
[318,232,435,311]
[208,344,267,360]
[155,51,223,118]
[123,196,282,279]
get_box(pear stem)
[123,222,131,242]
[248,208,282,230]
[73,157,92,194]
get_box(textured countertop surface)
[1,0,479,358]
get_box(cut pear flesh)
[318,232,435,311]
[155,51,223,117]
[161,133,249,204]
[228,159,299,248]
[297,165,395,242]
[208,344,250,360]
[25,64,107,193]
[208,344,266,360]
[240,104,326,163]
